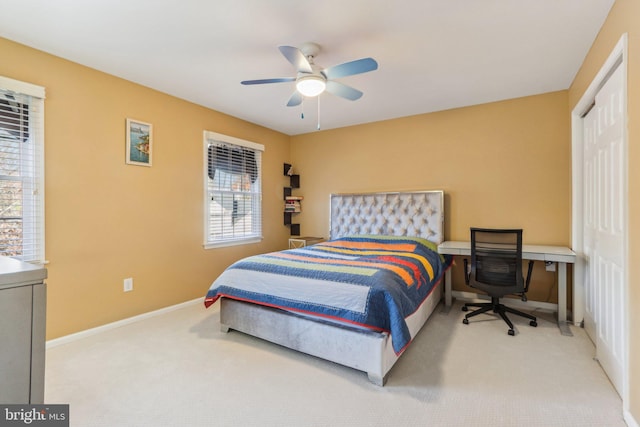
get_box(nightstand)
[288,236,325,249]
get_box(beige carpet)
[45,300,626,427]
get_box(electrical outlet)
[124,277,133,292]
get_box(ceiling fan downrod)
[317,96,321,131]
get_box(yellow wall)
[3,5,638,419]
[568,0,640,419]
[291,91,571,303]
[0,37,292,339]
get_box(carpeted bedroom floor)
[45,300,626,427]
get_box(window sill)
[204,236,263,249]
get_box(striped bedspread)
[204,235,449,354]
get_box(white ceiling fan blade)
[278,46,313,73]
[286,91,303,107]
[325,81,363,101]
[241,77,296,85]
[323,58,378,80]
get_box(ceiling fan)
[241,42,378,107]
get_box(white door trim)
[571,33,628,410]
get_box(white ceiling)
[0,0,615,135]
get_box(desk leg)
[445,269,452,308]
[558,262,572,336]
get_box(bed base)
[220,282,442,386]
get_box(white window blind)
[0,76,45,263]
[203,131,263,248]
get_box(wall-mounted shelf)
[283,163,301,236]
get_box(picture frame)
[126,118,152,166]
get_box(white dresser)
[0,256,47,404]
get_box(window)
[0,76,45,263]
[203,131,263,248]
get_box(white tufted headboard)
[329,190,445,244]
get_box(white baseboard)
[625,410,639,427]
[46,298,202,349]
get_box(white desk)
[437,241,576,333]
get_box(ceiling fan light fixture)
[296,75,326,97]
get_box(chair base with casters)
[461,298,537,336]
[462,231,538,336]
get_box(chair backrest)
[470,228,524,298]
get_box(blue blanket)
[205,235,450,354]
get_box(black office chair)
[461,228,537,336]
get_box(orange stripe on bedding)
[276,252,417,287]
[313,247,435,280]
[377,255,424,288]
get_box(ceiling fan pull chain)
[317,96,321,130]
[301,98,305,119]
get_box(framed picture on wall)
[126,118,152,166]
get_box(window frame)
[203,130,264,249]
[0,76,45,264]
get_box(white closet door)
[582,63,625,396]
[583,102,597,342]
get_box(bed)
[204,190,449,385]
